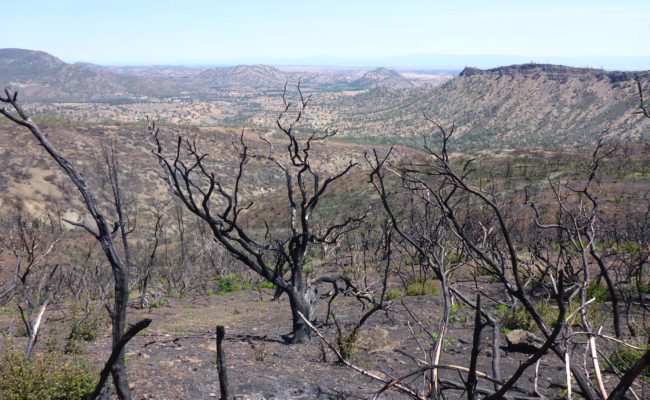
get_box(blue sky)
[1,0,649,68]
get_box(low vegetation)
[0,350,96,400]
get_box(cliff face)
[459,64,643,84]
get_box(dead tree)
[317,218,396,360]
[531,137,622,340]
[0,208,61,358]
[101,145,136,278]
[634,74,650,119]
[0,90,136,400]
[149,83,365,343]
[367,146,462,396]
[136,202,164,308]
[367,120,602,399]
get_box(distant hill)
[352,67,413,89]
[0,48,67,80]
[0,49,434,99]
[0,48,133,101]
[195,64,289,90]
[0,48,189,101]
[321,63,650,148]
[195,64,419,91]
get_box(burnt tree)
[149,83,364,343]
[0,90,137,400]
[0,208,61,358]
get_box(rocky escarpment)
[317,63,650,148]
[460,63,648,84]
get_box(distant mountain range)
[1,48,649,149]
[0,48,441,101]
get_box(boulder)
[505,329,545,354]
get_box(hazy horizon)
[6,47,650,72]
[1,1,649,70]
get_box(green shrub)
[447,253,467,265]
[607,344,650,379]
[241,281,256,290]
[303,265,314,278]
[0,350,96,400]
[449,303,463,323]
[149,298,167,309]
[405,279,441,296]
[339,338,356,361]
[431,332,454,350]
[586,282,611,302]
[259,281,275,290]
[493,303,509,316]
[537,301,561,325]
[501,304,536,332]
[64,339,84,356]
[65,307,104,354]
[72,319,100,343]
[497,301,559,333]
[619,241,641,257]
[385,289,401,301]
[69,312,102,343]
[473,266,491,277]
[217,274,241,294]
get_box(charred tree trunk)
[110,267,130,399]
[288,287,316,343]
[216,325,232,400]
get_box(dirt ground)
[1,288,648,399]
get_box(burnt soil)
[1,288,647,399]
